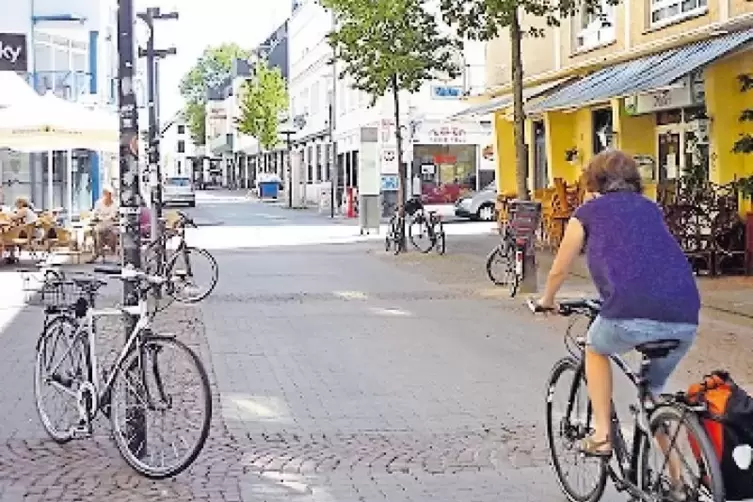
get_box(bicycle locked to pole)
[485,200,541,297]
[142,210,219,311]
[27,264,212,479]
[528,298,724,502]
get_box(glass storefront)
[412,144,478,204]
[0,149,93,213]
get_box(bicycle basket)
[25,279,87,310]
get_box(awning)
[527,28,753,114]
[448,78,572,119]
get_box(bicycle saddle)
[635,339,681,359]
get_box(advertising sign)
[0,34,27,72]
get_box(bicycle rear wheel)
[408,215,433,253]
[638,404,725,502]
[165,246,218,303]
[110,335,212,479]
[545,357,608,502]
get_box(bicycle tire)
[408,215,433,253]
[545,357,608,502]
[165,246,218,304]
[110,335,212,479]
[637,404,725,502]
[485,247,514,286]
[34,315,90,444]
[435,222,446,255]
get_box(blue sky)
[134,0,292,118]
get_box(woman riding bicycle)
[534,149,700,457]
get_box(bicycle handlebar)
[526,297,602,317]
[93,265,166,286]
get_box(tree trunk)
[509,9,537,294]
[391,73,408,250]
[509,10,528,202]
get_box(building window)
[177,124,185,134]
[177,160,183,175]
[177,140,185,153]
[575,0,615,50]
[315,144,322,181]
[650,0,707,26]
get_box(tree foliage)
[322,0,461,105]
[440,0,611,201]
[236,62,289,151]
[179,43,251,145]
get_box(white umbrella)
[0,91,119,212]
[0,91,118,152]
[0,71,39,107]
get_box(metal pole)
[145,25,162,253]
[286,134,293,208]
[329,8,338,218]
[116,0,146,451]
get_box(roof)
[527,28,753,114]
[448,78,573,119]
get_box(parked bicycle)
[32,264,212,479]
[143,210,219,310]
[529,298,724,502]
[408,206,446,255]
[485,222,526,297]
[385,210,407,255]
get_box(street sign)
[381,174,399,191]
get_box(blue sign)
[431,85,463,100]
[381,174,399,191]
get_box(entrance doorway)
[655,107,709,183]
[532,120,548,190]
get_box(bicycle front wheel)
[435,222,446,255]
[545,357,608,502]
[638,404,725,502]
[485,246,514,286]
[408,215,433,253]
[110,335,212,479]
[34,316,90,444]
[165,246,218,303]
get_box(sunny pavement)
[0,190,749,501]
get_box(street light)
[278,119,296,208]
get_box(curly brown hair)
[582,149,643,195]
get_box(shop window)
[413,144,478,204]
[650,0,707,27]
[575,0,615,51]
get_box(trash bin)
[259,181,279,199]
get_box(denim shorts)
[586,316,697,395]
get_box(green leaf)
[236,62,289,151]
[179,43,252,145]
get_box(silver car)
[454,181,497,221]
[163,177,196,207]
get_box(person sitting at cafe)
[5,197,39,264]
[88,186,119,263]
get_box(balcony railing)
[20,71,92,101]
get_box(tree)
[439,0,609,201]
[179,43,251,145]
[236,61,289,151]
[322,0,461,248]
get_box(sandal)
[579,435,613,457]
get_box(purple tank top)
[573,192,700,324]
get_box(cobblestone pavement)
[1,196,749,501]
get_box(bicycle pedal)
[71,425,92,439]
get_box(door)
[657,128,682,182]
[532,121,548,190]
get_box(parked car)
[163,177,196,207]
[454,181,497,221]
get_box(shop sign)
[624,80,697,116]
[430,85,464,100]
[0,33,27,71]
[427,125,467,144]
[380,174,399,191]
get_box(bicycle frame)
[561,324,690,501]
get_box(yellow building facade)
[482,0,753,210]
